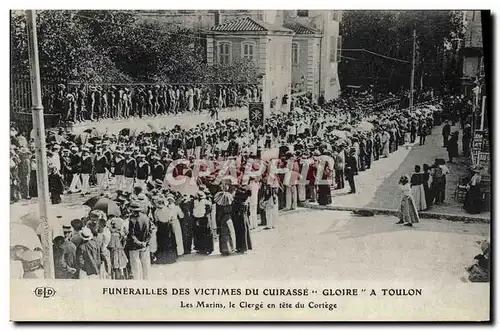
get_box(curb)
[303,203,490,224]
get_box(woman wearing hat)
[396,175,419,227]
[192,191,214,255]
[214,188,234,256]
[231,186,252,254]
[447,131,459,164]
[153,194,184,263]
[75,227,103,279]
[380,128,390,158]
[107,217,128,279]
[464,165,484,214]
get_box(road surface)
[150,210,490,282]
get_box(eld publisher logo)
[34,287,56,298]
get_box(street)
[328,122,490,219]
[150,210,489,282]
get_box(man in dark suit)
[278,141,289,159]
[127,203,152,280]
[53,235,77,279]
[365,135,373,170]
[94,148,107,194]
[80,148,92,195]
[345,148,358,194]
[227,137,239,157]
[442,120,451,148]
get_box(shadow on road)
[320,214,489,240]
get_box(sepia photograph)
[9,8,491,322]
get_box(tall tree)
[340,10,464,93]
[10,10,119,82]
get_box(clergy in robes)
[214,191,234,256]
[231,187,252,254]
[317,153,332,206]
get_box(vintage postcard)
[9,9,491,322]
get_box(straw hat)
[79,228,93,241]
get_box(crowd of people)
[11,89,480,279]
[463,240,490,283]
[45,83,263,123]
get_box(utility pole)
[409,29,416,110]
[26,10,54,279]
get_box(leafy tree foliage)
[11,10,257,85]
[205,58,259,84]
[339,10,465,93]
[11,10,118,82]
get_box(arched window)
[218,41,232,65]
[241,42,256,61]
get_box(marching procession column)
[26,10,54,278]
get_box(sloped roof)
[211,16,293,33]
[282,22,319,35]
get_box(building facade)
[460,10,483,96]
[206,16,294,115]
[282,10,342,101]
[138,10,343,106]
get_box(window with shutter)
[218,42,231,65]
[242,42,255,61]
[330,36,337,62]
[292,43,299,65]
[336,36,342,63]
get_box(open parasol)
[356,121,374,132]
[84,196,120,217]
[214,191,234,206]
[261,148,279,161]
[329,130,348,139]
[165,175,199,196]
[10,223,42,252]
[119,128,131,136]
[83,195,101,208]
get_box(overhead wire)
[342,48,410,63]
[74,12,413,65]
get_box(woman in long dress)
[248,178,260,229]
[381,129,390,158]
[231,186,252,254]
[262,179,279,230]
[410,165,427,211]
[422,163,433,208]
[193,191,214,255]
[464,166,484,214]
[214,190,234,256]
[153,195,184,264]
[396,175,420,227]
[187,86,194,112]
[107,217,128,280]
[317,155,332,206]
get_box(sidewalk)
[69,107,250,134]
[306,124,490,222]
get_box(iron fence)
[10,75,62,112]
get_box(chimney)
[214,10,220,26]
